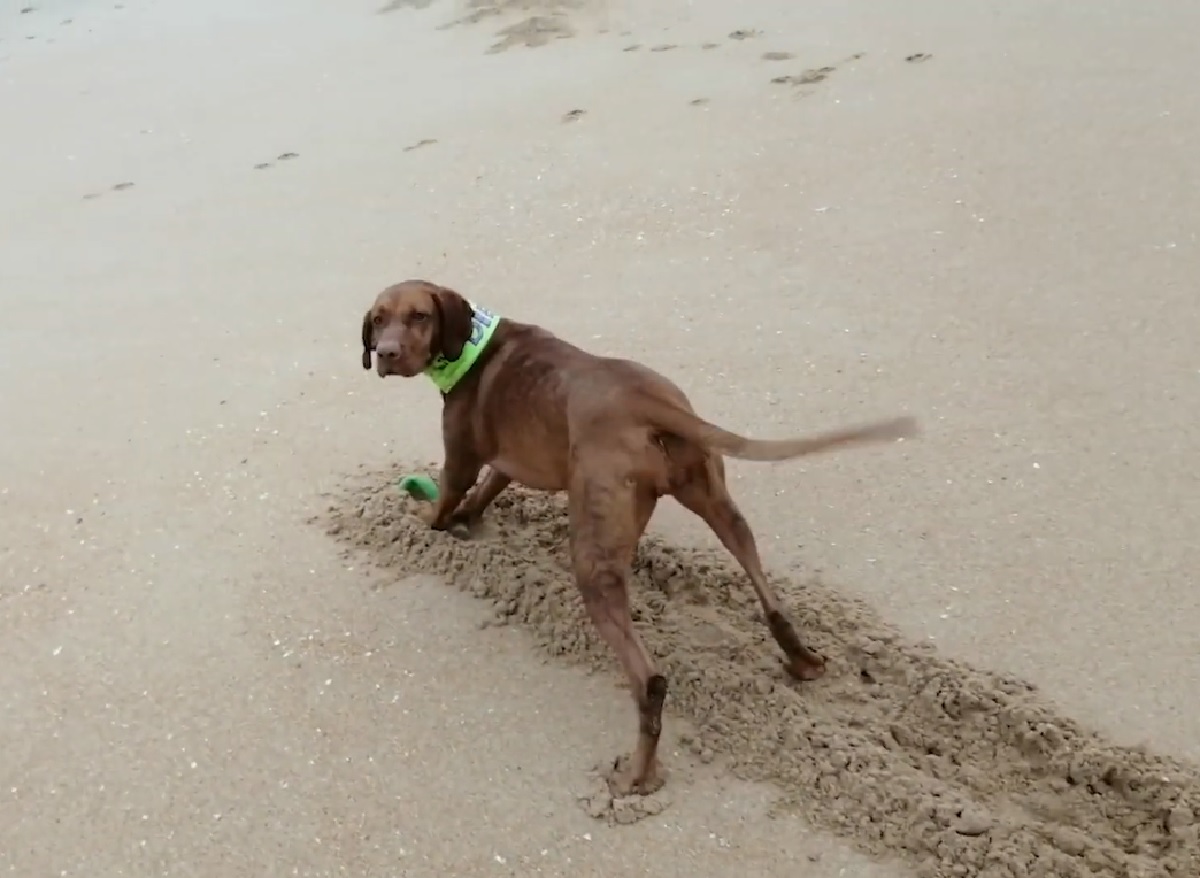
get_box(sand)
[326,473,1200,875]
[3,0,1200,876]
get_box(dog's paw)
[423,505,473,534]
[578,757,673,825]
[436,508,484,540]
[606,754,667,797]
[783,652,827,682]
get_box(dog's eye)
[410,312,429,324]
[372,314,384,327]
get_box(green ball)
[397,474,439,502]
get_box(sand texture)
[326,471,1198,876]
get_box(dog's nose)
[376,340,401,360]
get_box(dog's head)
[360,280,475,378]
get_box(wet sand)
[3,1,1199,876]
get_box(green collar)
[424,301,500,394]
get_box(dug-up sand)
[323,468,1199,878]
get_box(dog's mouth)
[376,357,424,379]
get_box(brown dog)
[361,279,917,795]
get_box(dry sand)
[3,0,1200,876]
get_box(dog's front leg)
[424,455,481,531]
[425,401,487,533]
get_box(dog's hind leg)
[673,455,826,682]
[448,467,512,529]
[568,460,666,796]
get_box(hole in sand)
[321,465,1200,869]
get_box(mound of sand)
[321,464,1199,877]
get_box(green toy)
[397,474,439,502]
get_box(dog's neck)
[424,301,501,394]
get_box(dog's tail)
[641,400,918,462]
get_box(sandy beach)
[2,0,1199,875]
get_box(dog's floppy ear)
[360,310,374,370]
[431,287,475,362]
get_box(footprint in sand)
[906,52,933,63]
[772,66,835,87]
[402,138,438,152]
[486,15,574,54]
[83,181,136,200]
[378,0,436,12]
[561,109,586,123]
[254,152,300,170]
[728,29,760,41]
[770,54,863,88]
[761,51,794,61]
[649,44,676,53]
